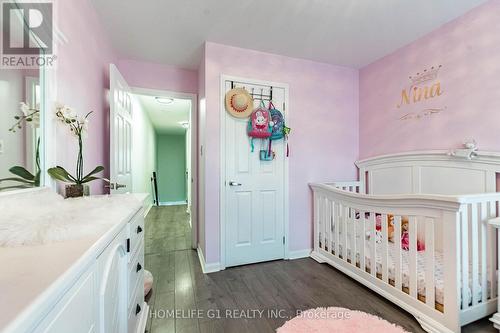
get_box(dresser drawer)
[128,240,144,305]
[128,279,145,333]
[128,209,144,260]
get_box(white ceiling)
[137,94,190,135]
[91,0,487,69]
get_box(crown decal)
[409,65,442,85]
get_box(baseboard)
[197,245,221,274]
[144,203,152,218]
[288,248,312,260]
[159,201,187,206]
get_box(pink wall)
[117,59,198,94]
[202,42,359,263]
[56,0,116,194]
[359,0,500,159]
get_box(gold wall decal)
[397,65,446,120]
[399,107,447,121]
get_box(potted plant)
[0,103,41,191]
[48,104,107,198]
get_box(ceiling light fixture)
[155,97,174,105]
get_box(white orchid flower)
[19,102,30,116]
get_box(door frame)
[219,74,290,270]
[131,87,198,249]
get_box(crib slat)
[325,198,330,252]
[329,199,334,253]
[342,205,348,260]
[488,201,497,298]
[324,197,329,252]
[471,203,480,305]
[409,216,418,298]
[394,216,402,290]
[461,205,470,310]
[319,196,326,250]
[318,195,323,249]
[334,203,340,256]
[381,214,389,283]
[360,211,366,272]
[480,202,488,302]
[425,218,435,307]
[351,208,357,265]
[370,212,376,277]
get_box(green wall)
[156,133,186,203]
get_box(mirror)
[0,63,44,192]
[0,4,50,192]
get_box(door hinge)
[283,236,285,245]
[283,102,285,111]
[126,238,130,252]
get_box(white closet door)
[224,80,286,267]
[109,64,133,193]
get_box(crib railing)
[326,181,362,193]
[310,182,500,331]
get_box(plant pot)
[65,184,90,198]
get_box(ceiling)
[137,94,190,135]
[91,0,487,69]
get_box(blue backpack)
[269,102,285,140]
[266,102,290,157]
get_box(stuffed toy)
[400,218,425,251]
[374,214,395,242]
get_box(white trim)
[288,249,312,260]
[197,245,221,274]
[130,87,198,250]
[144,203,152,218]
[158,201,187,206]
[219,74,290,269]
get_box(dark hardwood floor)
[144,205,495,333]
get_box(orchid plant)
[0,102,41,191]
[47,105,106,186]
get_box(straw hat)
[225,88,254,118]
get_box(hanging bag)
[247,101,272,152]
[268,102,285,140]
[267,101,291,157]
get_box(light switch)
[0,140,3,154]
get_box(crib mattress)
[331,240,484,306]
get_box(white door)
[224,80,287,267]
[109,64,132,193]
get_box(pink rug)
[277,307,409,333]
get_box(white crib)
[310,150,500,333]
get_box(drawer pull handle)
[136,263,142,272]
[136,304,141,315]
[136,226,143,234]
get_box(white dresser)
[0,193,149,333]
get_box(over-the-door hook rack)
[229,81,274,101]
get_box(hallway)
[144,206,494,333]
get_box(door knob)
[229,181,242,186]
[104,183,115,190]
